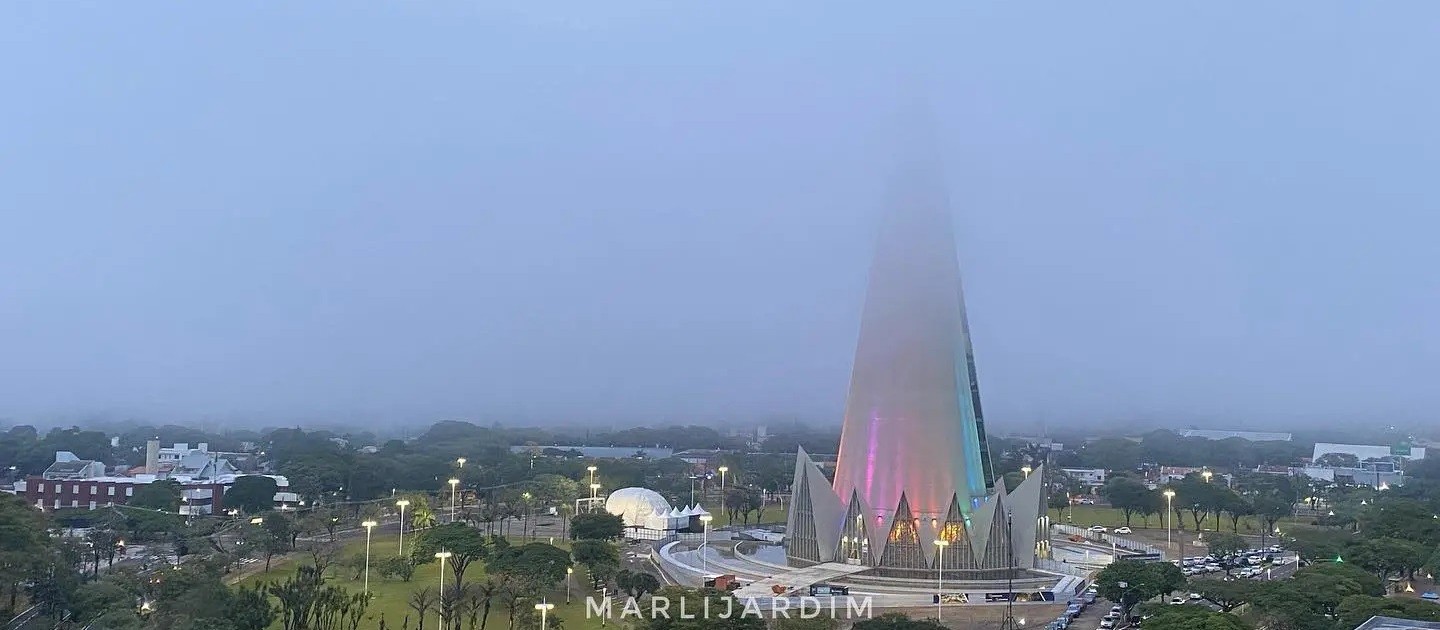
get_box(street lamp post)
[1021,466,1032,479]
[718,466,728,495]
[449,478,460,523]
[457,457,466,469]
[435,551,453,629]
[522,492,533,541]
[933,539,950,621]
[1117,581,1130,621]
[396,499,410,556]
[1202,470,1213,484]
[699,514,714,575]
[565,567,573,604]
[1163,489,1175,550]
[361,520,378,594]
[535,601,554,630]
[587,466,598,511]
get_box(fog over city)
[3,3,1439,431]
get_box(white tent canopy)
[604,487,674,531]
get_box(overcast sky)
[3,2,1438,430]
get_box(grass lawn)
[238,537,608,630]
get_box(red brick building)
[16,476,227,514]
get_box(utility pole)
[1000,510,1018,630]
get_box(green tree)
[72,579,137,626]
[131,479,183,511]
[616,569,661,598]
[1,496,57,617]
[380,556,417,582]
[1252,494,1292,546]
[530,474,581,508]
[1047,493,1070,520]
[412,522,491,593]
[571,539,620,589]
[1336,594,1440,628]
[1287,562,1385,617]
[227,476,279,514]
[1101,477,1153,527]
[851,613,947,630]
[570,513,624,541]
[1285,528,1351,562]
[267,564,368,630]
[1135,605,1249,630]
[1349,537,1428,581]
[1095,560,1186,616]
[1248,582,1332,630]
[1188,578,1251,612]
[1220,495,1253,533]
[774,619,838,630]
[245,520,289,571]
[487,542,572,596]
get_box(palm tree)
[411,500,438,530]
[557,504,573,541]
[464,580,500,630]
[408,587,438,630]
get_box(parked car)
[1089,525,1108,533]
[1188,593,1202,600]
[1099,619,1115,629]
[1115,527,1133,534]
[1169,597,1185,605]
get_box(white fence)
[1036,557,1093,577]
[1053,524,1165,558]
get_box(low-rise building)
[1060,467,1106,486]
[1312,443,1426,462]
[1181,429,1293,442]
[42,452,107,480]
[509,445,675,460]
[16,451,291,514]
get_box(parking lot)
[1176,544,1293,581]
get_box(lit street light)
[718,466,729,495]
[1202,470,1213,484]
[522,492,533,541]
[699,514,714,575]
[361,520,378,594]
[534,601,555,630]
[565,567,573,604]
[1021,466,1032,479]
[457,457,466,468]
[449,478,460,523]
[435,551,453,629]
[396,499,411,556]
[1162,489,1175,549]
[933,539,950,621]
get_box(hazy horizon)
[4,3,1440,431]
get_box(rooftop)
[45,460,98,474]
[1181,429,1294,442]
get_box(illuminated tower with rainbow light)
[784,153,1045,578]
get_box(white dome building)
[604,487,674,532]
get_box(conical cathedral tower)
[784,145,1045,577]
